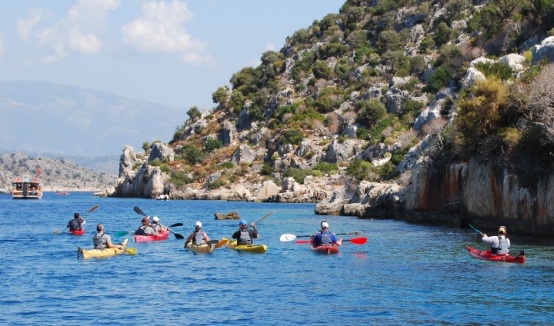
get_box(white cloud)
[28,0,120,61]
[122,1,213,65]
[17,8,43,41]
[0,34,4,59]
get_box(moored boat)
[133,230,171,243]
[465,245,525,264]
[311,245,340,255]
[78,239,130,259]
[226,240,267,254]
[11,175,43,199]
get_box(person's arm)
[203,232,210,242]
[250,223,259,238]
[106,235,122,249]
[481,235,494,245]
[232,231,239,240]
[185,233,194,247]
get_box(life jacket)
[136,225,156,236]
[238,230,252,245]
[68,219,83,231]
[93,233,108,249]
[491,236,510,255]
[320,231,332,245]
[194,231,206,245]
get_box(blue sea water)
[1,192,553,325]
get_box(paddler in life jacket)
[184,221,211,248]
[135,217,158,236]
[481,226,510,255]
[92,224,123,250]
[311,221,342,247]
[232,220,259,245]
[67,212,86,232]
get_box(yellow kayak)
[78,239,135,259]
[226,240,267,254]
[186,242,215,254]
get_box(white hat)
[195,221,202,228]
[152,216,159,222]
[321,221,329,228]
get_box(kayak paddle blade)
[280,234,296,242]
[347,237,368,245]
[215,238,228,248]
[125,248,138,255]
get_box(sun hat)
[498,226,507,234]
[152,216,160,222]
[239,220,248,226]
[195,221,202,227]
[321,221,329,228]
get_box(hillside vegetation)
[136,0,554,195]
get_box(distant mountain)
[0,80,186,157]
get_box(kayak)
[226,240,267,254]
[69,229,85,236]
[133,230,170,243]
[79,239,129,259]
[186,242,215,254]
[311,245,340,255]
[465,245,525,264]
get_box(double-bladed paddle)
[279,231,363,242]
[254,211,276,224]
[54,204,99,234]
[133,206,184,239]
[295,237,368,245]
[468,224,485,236]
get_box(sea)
[1,192,553,325]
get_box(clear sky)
[0,0,344,111]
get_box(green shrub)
[280,129,304,145]
[312,162,339,174]
[170,172,194,186]
[204,138,222,152]
[149,159,163,167]
[475,61,513,80]
[284,167,309,184]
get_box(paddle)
[279,231,363,242]
[469,224,485,236]
[215,238,229,249]
[55,205,99,234]
[114,231,128,238]
[254,211,276,224]
[133,206,184,239]
[295,237,368,245]
[125,247,138,255]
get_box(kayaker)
[481,226,510,255]
[135,217,158,236]
[67,212,86,232]
[151,216,168,232]
[312,221,342,247]
[232,220,259,245]
[92,224,124,250]
[184,221,211,248]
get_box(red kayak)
[311,245,340,255]
[465,245,525,264]
[69,229,85,236]
[134,230,170,243]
